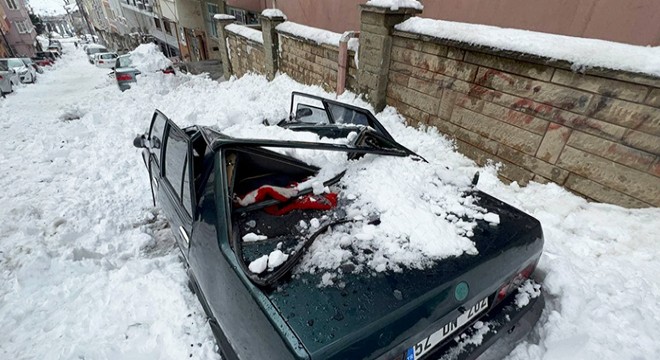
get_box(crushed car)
[133,92,545,360]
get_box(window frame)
[161,119,195,218]
[6,0,17,10]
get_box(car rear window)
[100,53,117,59]
[117,56,132,68]
[8,59,24,68]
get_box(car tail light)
[116,74,133,81]
[494,258,539,306]
[162,67,175,74]
[99,60,104,64]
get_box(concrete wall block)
[392,36,423,51]
[408,76,442,97]
[587,95,660,136]
[391,47,477,81]
[361,45,388,68]
[552,69,649,103]
[479,100,549,135]
[450,107,542,155]
[567,130,656,171]
[497,144,570,183]
[464,51,554,81]
[645,88,660,107]
[621,129,660,155]
[649,157,660,177]
[556,146,660,205]
[421,41,449,56]
[453,125,500,154]
[467,88,629,142]
[475,67,592,113]
[359,69,380,90]
[387,83,440,114]
[315,55,337,71]
[564,174,651,208]
[428,115,458,135]
[438,90,458,120]
[387,96,431,126]
[446,47,465,61]
[536,123,572,164]
[360,23,390,36]
[363,33,389,51]
[388,71,410,87]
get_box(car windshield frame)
[116,55,132,69]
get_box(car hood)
[262,191,543,360]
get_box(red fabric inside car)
[236,184,338,216]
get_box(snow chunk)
[483,212,500,225]
[248,255,269,274]
[310,218,320,228]
[261,8,287,19]
[242,232,267,242]
[213,14,235,21]
[225,24,264,44]
[515,279,542,308]
[128,43,172,73]
[395,17,660,77]
[268,250,289,269]
[366,0,423,11]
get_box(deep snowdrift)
[0,42,658,360]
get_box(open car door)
[149,111,196,260]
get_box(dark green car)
[133,93,544,360]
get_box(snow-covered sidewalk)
[1,42,659,359]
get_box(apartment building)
[1,0,37,57]
[0,4,11,57]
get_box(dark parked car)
[133,93,545,360]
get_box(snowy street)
[1,41,660,359]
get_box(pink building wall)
[275,0,660,46]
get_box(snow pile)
[128,43,173,73]
[276,21,359,52]
[28,0,67,15]
[395,17,660,76]
[365,0,423,11]
[262,8,287,19]
[225,24,264,44]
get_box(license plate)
[406,297,489,360]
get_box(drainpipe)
[336,31,359,95]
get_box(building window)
[15,20,31,34]
[163,20,172,35]
[227,7,258,25]
[154,17,161,30]
[206,3,219,38]
[6,0,18,10]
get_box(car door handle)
[179,226,190,247]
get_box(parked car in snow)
[132,93,545,360]
[35,51,57,64]
[21,58,43,74]
[114,51,175,91]
[0,58,35,83]
[86,44,108,64]
[94,52,118,69]
[0,61,17,97]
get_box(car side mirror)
[133,135,147,148]
[296,108,313,119]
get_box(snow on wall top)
[213,14,236,21]
[276,22,359,52]
[261,8,287,19]
[225,24,264,44]
[395,17,660,77]
[365,0,423,11]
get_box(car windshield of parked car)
[0,60,8,71]
[7,59,24,68]
[98,53,117,60]
[21,58,32,65]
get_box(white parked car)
[94,52,118,69]
[86,44,109,64]
[0,58,35,84]
[0,60,18,96]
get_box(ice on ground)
[483,212,500,224]
[395,17,660,76]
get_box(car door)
[148,111,195,260]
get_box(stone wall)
[385,31,660,208]
[225,31,266,77]
[276,33,358,93]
